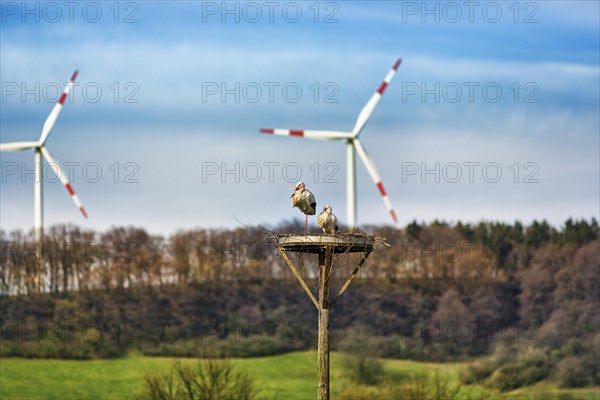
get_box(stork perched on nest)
[291,181,316,234]
[318,205,339,234]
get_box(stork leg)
[304,213,308,234]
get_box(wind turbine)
[0,70,87,292]
[260,58,401,229]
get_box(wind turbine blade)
[39,70,78,145]
[0,141,40,151]
[40,147,88,219]
[353,139,398,223]
[260,129,352,140]
[351,58,402,136]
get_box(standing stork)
[291,181,316,233]
[318,205,339,234]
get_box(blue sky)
[1,1,598,235]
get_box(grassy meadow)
[1,351,598,400]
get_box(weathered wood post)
[276,234,379,400]
[317,248,332,399]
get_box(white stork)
[291,181,316,233]
[317,205,339,234]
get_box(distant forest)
[1,218,598,390]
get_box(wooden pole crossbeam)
[330,251,371,307]
[277,244,319,309]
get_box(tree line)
[1,218,596,296]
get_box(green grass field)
[1,352,598,400]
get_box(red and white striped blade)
[260,129,352,141]
[351,58,402,136]
[0,141,39,151]
[353,139,398,224]
[39,70,78,145]
[40,146,88,219]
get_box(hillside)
[1,219,598,391]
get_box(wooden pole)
[317,248,332,400]
[276,235,377,399]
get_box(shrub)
[555,357,591,388]
[338,385,381,400]
[341,354,385,386]
[136,358,256,400]
[341,372,463,400]
[460,359,496,385]
[489,365,522,392]
[488,358,550,392]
